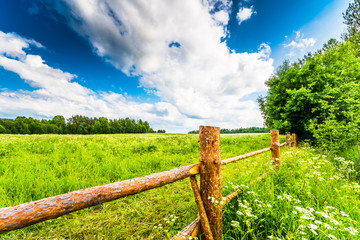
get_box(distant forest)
[188,127,269,134]
[0,115,166,134]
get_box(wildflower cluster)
[293,204,360,239]
[153,215,179,229]
[223,145,360,239]
[277,193,302,204]
[208,195,226,206]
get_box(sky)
[0,0,352,132]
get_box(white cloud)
[258,43,271,59]
[49,0,273,128]
[0,31,43,59]
[213,10,230,25]
[1,0,275,132]
[0,31,192,132]
[285,38,316,49]
[282,30,317,58]
[236,6,255,25]
[284,31,316,49]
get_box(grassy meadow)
[1,133,359,239]
[0,133,278,239]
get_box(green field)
[1,134,359,239]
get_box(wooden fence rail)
[0,127,297,239]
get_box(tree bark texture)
[271,130,280,168]
[286,132,291,148]
[190,176,214,240]
[199,126,222,240]
[292,133,297,149]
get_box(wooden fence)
[0,127,297,239]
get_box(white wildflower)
[340,211,349,217]
[231,220,240,228]
[330,218,340,226]
[315,211,331,219]
[308,224,318,230]
[300,215,314,220]
[345,227,358,236]
[328,234,337,240]
[236,211,244,216]
[309,228,318,235]
[323,222,333,230]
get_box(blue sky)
[0,0,352,132]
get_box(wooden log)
[190,176,214,240]
[189,165,200,175]
[171,217,200,240]
[292,133,297,149]
[0,163,199,233]
[286,132,291,148]
[224,170,271,205]
[199,126,222,240]
[221,147,271,165]
[271,130,280,168]
[251,170,271,185]
[222,189,243,205]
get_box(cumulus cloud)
[236,6,255,25]
[47,0,273,128]
[213,10,230,25]
[283,31,317,59]
[0,31,43,59]
[285,38,316,49]
[1,0,275,132]
[284,31,316,49]
[0,31,194,132]
[258,43,271,59]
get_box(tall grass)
[3,134,359,239]
[1,133,279,239]
[223,144,360,239]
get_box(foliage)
[0,115,155,134]
[258,38,360,141]
[258,1,360,166]
[343,0,360,44]
[188,127,269,134]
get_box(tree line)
[188,127,269,134]
[0,115,166,134]
[258,0,359,156]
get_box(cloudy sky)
[0,0,352,132]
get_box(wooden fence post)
[199,126,222,240]
[271,130,280,168]
[189,176,214,240]
[292,133,297,149]
[286,132,291,148]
